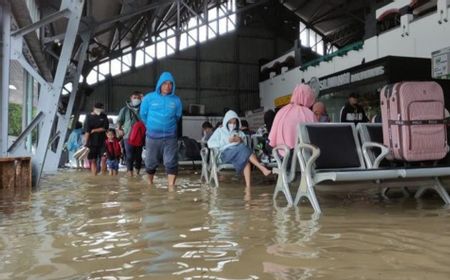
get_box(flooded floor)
[1,170,450,279]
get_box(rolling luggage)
[380,81,448,161]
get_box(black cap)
[348,92,359,98]
[94,102,104,109]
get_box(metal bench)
[294,123,450,213]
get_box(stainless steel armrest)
[296,143,320,186]
[272,144,290,174]
[361,141,390,169]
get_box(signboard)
[245,108,265,130]
[432,47,450,79]
[319,66,385,90]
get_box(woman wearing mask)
[84,102,109,175]
[117,91,144,177]
[207,110,271,188]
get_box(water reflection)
[2,171,450,279]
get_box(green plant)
[8,103,22,136]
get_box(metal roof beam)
[10,0,54,81]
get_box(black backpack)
[179,136,201,161]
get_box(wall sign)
[319,66,385,90]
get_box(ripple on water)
[2,170,450,279]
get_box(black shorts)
[87,146,105,160]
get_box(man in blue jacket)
[140,72,182,187]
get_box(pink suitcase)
[380,81,448,161]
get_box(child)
[105,129,122,176]
[66,121,84,168]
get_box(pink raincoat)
[269,84,316,150]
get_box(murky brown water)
[1,170,450,279]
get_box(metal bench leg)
[381,187,390,200]
[209,165,218,187]
[200,149,209,183]
[415,177,450,204]
[272,167,293,207]
[294,174,321,213]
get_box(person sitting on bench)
[207,110,272,187]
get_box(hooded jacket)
[269,84,317,150]
[117,101,141,139]
[207,110,246,152]
[140,72,182,139]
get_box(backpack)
[179,136,201,160]
[127,109,146,147]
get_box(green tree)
[8,103,22,136]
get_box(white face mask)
[94,109,104,115]
[131,99,141,106]
[228,123,236,132]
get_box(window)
[208,7,217,21]
[135,49,145,67]
[179,32,188,50]
[199,25,207,42]
[98,61,110,76]
[110,58,121,76]
[156,41,167,59]
[218,17,227,35]
[85,0,237,85]
[86,66,97,85]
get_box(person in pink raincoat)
[268,83,317,152]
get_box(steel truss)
[4,0,85,186]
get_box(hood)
[290,84,315,108]
[222,110,241,131]
[155,71,176,95]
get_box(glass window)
[188,17,197,29]
[188,28,197,46]
[135,49,145,67]
[156,41,167,59]
[218,17,227,35]
[208,7,217,21]
[98,61,109,76]
[199,25,207,42]
[86,67,97,85]
[218,5,225,17]
[167,28,175,37]
[208,21,217,39]
[179,32,188,50]
[167,37,176,55]
[98,72,105,82]
[309,30,316,49]
[227,18,235,32]
[122,53,132,67]
[145,45,155,59]
[110,58,121,76]
[317,40,324,55]
[300,28,308,46]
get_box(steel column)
[22,71,34,152]
[0,2,11,156]
[43,31,90,172]
[8,0,85,186]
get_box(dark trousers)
[124,141,143,172]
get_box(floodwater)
[1,170,450,280]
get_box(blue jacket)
[140,72,182,139]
